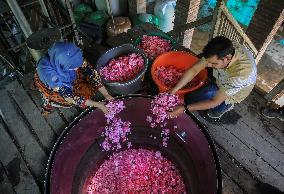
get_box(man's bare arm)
[170,58,207,94]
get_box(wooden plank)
[6,81,56,150]
[212,107,284,173]
[265,78,284,102]
[222,173,244,194]
[136,0,147,14]
[0,162,15,194]
[240,118,284,154]
[0,90,47,181]
[58,107,80,123]
[217,143,284,193]
[247,91,284,130]
[216,145,261,194]
[146,0,155,14]
[23,89,66,136]
[19,73,67,136]
[0,122,41,194]
[219,115,284,174]
[192,112,284,191]
[169,16,213,36]
[173,0,190,31]
[128,0,138,16]
[234,97,284,150]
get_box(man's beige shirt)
[213,42,257,104]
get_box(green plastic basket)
[74,3,93,13]
[83,11,108,26]
[134,32,177,49]
[133,32,177,63]
[73,3,93,24]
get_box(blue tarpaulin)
[197,0,260,31]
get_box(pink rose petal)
[87,149,186,193]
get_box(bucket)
[151,51,208,98]
[96,44,148,95]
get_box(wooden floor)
[1,78,283,194]
[0,76,82,194]
[1,24,284,194]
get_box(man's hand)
[168,105,185,118]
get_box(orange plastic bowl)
[151,51,208,99]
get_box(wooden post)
[182,0,202,48]
[173,0,190,43]
[255,10,284,63]
[209,0,223,40]
[265,78,284,107]
[128,0,147,16]
[246,0,284,63]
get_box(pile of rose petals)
[104,100,125,122]
[156,65,200,88]
[156,66,183,88]
[137,35,172,59]
[100,53,144,82]
[146,93,181,147]
[87,149,186,194]
[101,100,132,151]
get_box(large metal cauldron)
[44,95,222,194]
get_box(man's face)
[206,55,231,69]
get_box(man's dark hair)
[202,36,235,59]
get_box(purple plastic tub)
[44,95,222,194]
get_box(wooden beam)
[168,16,213,37]
[128,0,138,16]
[254,17,284,59]
[137,0,147,14]
[182,0,202,48]
[170,0,189,43]
[265,78,284,102]
[209,0,222,39]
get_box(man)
[169,36,257,119]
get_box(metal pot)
[106,17,131,36]
[44,95,222,194]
